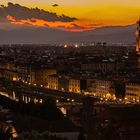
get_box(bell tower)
[136,18,140,55]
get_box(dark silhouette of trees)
[78,129,86,140]
[0,127,11,140]
[0,95,63,121]
[114,81,125,98]
[93,122,121,140]
[15,130,67,140]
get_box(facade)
[0,63,17,80]
[58,76,69,92]
[86,79,96,93]
[81,61,123,73]
[32,68,57,86]
[69,78,87,93]
[95,80,116,100]
[47,74,59,90]
[136,19,140,55]
[0,63,31,83]
[69,79,81,93]
[0,63,57,87]
[46,75,89,93]
[17,66,31,83]
[125,83,140,102]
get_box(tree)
[15,131,67,140]
[114,81,125,98]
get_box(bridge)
[0,78,100,103]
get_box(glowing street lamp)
[119,98,122,102]
[75,44,79,48]
[64,44,68,48]
[12,77,17,81]
[124,97,127,100]
[100,98,103,101]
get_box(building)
[69,78,87,93]
[47,74,59,90]
[86,79,96,93]
[136,19,140,55]
[31,68,57,86]
[0,63,18,81]
[80,59,124,73]
[125,82,140,102]
[95,80,116,100]
[58,76,69,92]
[16,66,31,83]
[69,79,80,93]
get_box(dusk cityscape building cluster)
[0,13,140,140]
[0,26,139,103]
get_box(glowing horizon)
[1,1,140,31]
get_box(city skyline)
[0,1,140,140]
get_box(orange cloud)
[7,15,102,32]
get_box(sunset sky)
[0,0,140,31]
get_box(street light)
[100,98,103,101]
[64,44,68,48]
[72,99,74,102]
[119,98,122,102]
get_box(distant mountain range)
[0,24,136,44]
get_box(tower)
[136,18,140,55]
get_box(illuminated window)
[13,77,17,81]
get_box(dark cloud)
[0,2,77,22]
[52,4,59,7]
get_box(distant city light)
[125,97,128,100]
[75,44,79,48]
[12,77,17,81]
[100,98,103,101]
[64,44,68,48]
